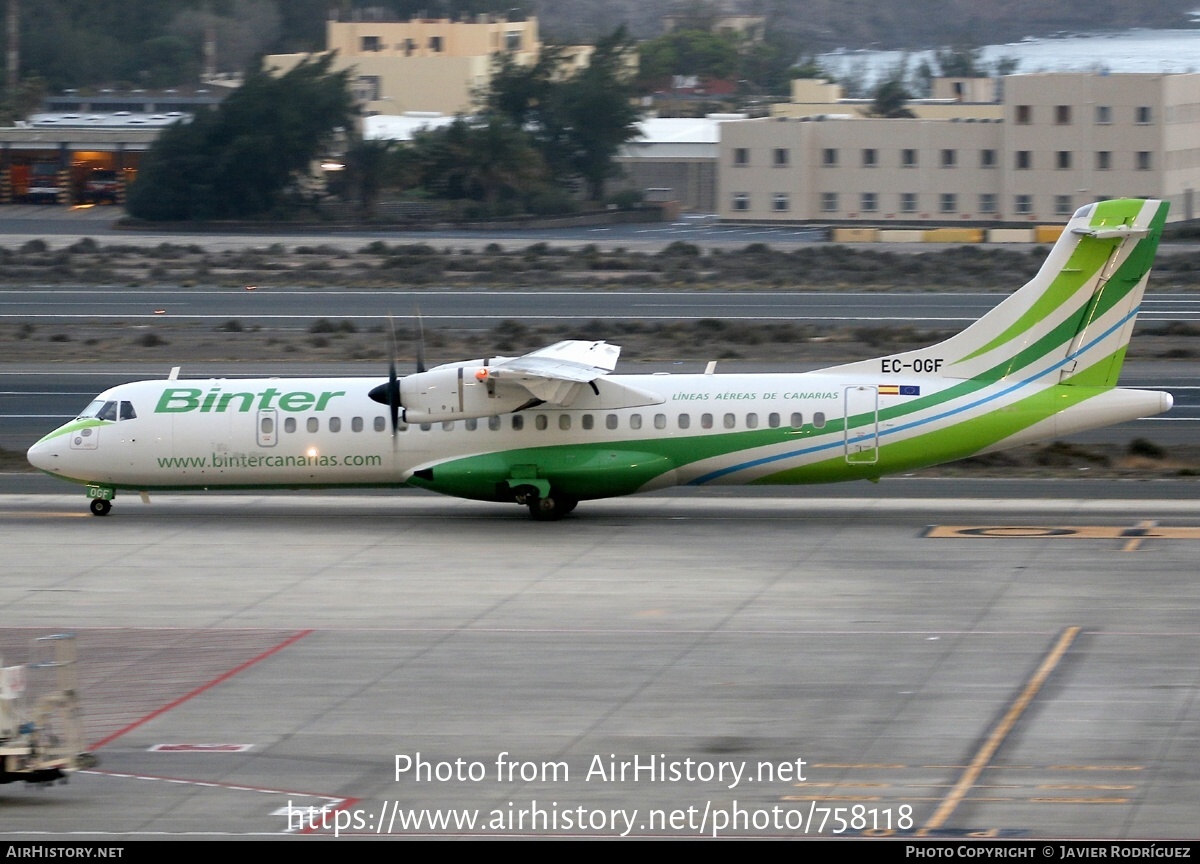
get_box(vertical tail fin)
[823,198,1169,387]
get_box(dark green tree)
[554,27,642,201]
[868,79,916,118]
[127,55,355,220]
[402,116,547,207]
[479,27,641,202]
[636,29,740,84]
[342,136,396,218]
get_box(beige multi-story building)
[266,14,540,116]
[772,78,1004,121]
[722,72,1200,224]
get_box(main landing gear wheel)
[527,494,578,521]
[89,498,112,517]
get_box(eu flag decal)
[879,385,920,396]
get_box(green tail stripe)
[956,199,1160,366]
[956,236,1119,364]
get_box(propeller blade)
[414,304,427,374]
[388,314,400,435]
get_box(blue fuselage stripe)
[686,306,1139,485]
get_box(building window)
[1014,194,1033,215]
[1055,105,1072,125]
[1096,105,1112,124]
[1056,150,1071,170]
[900,192,917,213]
[822,148,838,167]
[1096,151,1112,170]
[902,148,917,167]
[733,147,749,166]
[1015,105,1031,124]
[979,193,997,214]
[732,192,749,211]
[355,76,382,102]
[1015,150,1032,170]
[772,192,789,212]
[773,148,789,167]
[361,35,381,52]
[1136,106,1152,124]
[821,192,838,213]
[1055,195,1073,215]
[861,192,878,212]
[429,36,443,52]
[940,193,957,214]
[980,149,996,168]
[505,31,522,51]
[862,148,878,167]
[940,149,956,168]
[1137,151,1152,170]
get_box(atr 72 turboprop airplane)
[27,198,1174,520]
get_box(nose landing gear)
[86,486,114,516]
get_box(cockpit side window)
[120,401,137,420]
[96,401,118,422]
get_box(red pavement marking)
[90,628,313,750]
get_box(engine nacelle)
[399,365,529,422]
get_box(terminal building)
[718,72,1200,224]
[266,12,541,117]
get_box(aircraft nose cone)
[26,439,54,472]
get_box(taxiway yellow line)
[921,625,1081,833]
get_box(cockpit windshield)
[76,399,119,421]
[76,399,106,420]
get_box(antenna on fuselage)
[168,366,180,380]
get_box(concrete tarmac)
[2,490,1199,839]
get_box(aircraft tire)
[528,494,576,521]
[89,498,112,517]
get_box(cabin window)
[307,417,319,433]
[285,417,297,433]
[352,416,363,432]
[582,414,595,430]
[374,416,385,432]
[654,414,666,429]
[700,413,713,429]
[466,417,478,431]
[260,417,274,434]
[329,417,341,433]
[120,401,137,420]
[606,414,618,430]
[678,414,691,429]
[535,415,547,431]
[442,421,455,431]
[724,413,736,429]
[746,413,758,429]
[511,415,524,431]
[631,414,642,430]
[488,416,501,431]
[790,412,803,428]
[768,412,780,428]
[559,415,571,430]
[813,412,826,428]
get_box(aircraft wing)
[489,341,621,404]
[492,340,619,381]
